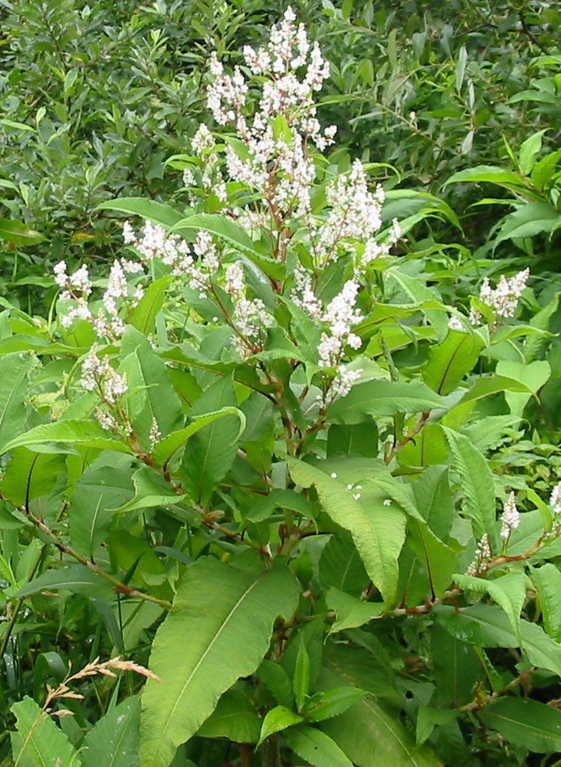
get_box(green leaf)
[180,377,240,505]
[531,564,561,642]
[153,407,245,468]
[453,572,526,645]
[326,588,384,633]
[407,520,457,599]
[257,660,295,709]
[197,690,261,744]
[304,688,367,723]
[68,462,134,557]
[172,213,284,281]
[11,696,80,767]
[442,427,496,543]
[140,557,299,767]
[0,219,45,246]
[96,198,184,228]
[412,466,454,540]
[318,657,440,766]
[518,130,547,176]
[283,726,353,767]
[256,706,304,748]
[495,201,561,245]
[431,624,481,707]
[121,326,183,450]
[247,488,314,523]
[326,420,379,458]
[0,352,35,455]
[435,604,561,677]
[479,698,561,753]
[294,641,312,712]
[423,331,483,396]
[444,165,526,190]
[14,565,114,600]
[0,449,66,507]
[531,148,561,191]
[319,531,369,598]
[2,420,134,455]
[328,380,444,425]
[496,360,550,419]
[288,458,406,605]
[81,697,140,767]
[130,276,173,336]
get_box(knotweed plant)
[4,9,561,767]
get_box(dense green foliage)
[2,2,561,766]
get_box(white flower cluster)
[447,315,465,331]
[499,491,520,542]
[317,281,363,367]
[550,482,561,515]
[149,417,161,449]
[313,160,399,266]
[189,125,227,203]
[223,261,274,359]
[54,258,140,338]
[292,271,363,401]
[469,269,529,326]
[81,344,128,405]
[466,532,492,576]
[54,261,93,328]
[205,7,336,220]
[124,221,219,294]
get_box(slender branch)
[18,506,172,610]
[385,410,431,463]
[518,11,549,56]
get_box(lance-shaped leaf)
[319,531,369,598]
[479,697,561,753]
[531,563,561,641]
[0,449,66,507]
[442,427,496,544]
[453,572,526,645]
[423,330,483,395]
[11,696,81,767]
[130,276,173,336]
[318,651,441,767]
[15,565,114,600]
[172,213,285,281]
[96,198,184,228]
[153,407,245,469]
[257,706,304,748]
[2,420,135,455]
[328,380,444,425]
[140,557,300,767]
[81,696,140,767]
[0,219,45,246]
[435,604,561,677]
[284,726,353,767]
[121,326,183,451]
[288,458,406,604]
[180,377,240,505]
[0,352,35,454]
[197,690,261,744]
[406,520,457,599]
[431,624,481,707]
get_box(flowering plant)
[3,9,561,767]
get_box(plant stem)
[20,506,172,610]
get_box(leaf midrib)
[165,569,265,727]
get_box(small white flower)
[550,481,561,514]
[330,472,337,479]
[448,315,464,331]
[383,499,392,507]
[499,492,520,542]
